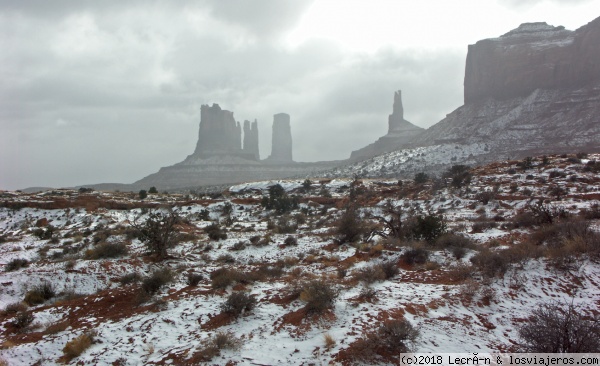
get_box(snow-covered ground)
[1,153,599,365]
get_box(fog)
[1,0,598,190]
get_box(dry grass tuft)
[62,331,96,362]
[323,332,336,350]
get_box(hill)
[1,153,599,365]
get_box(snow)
[1,154,600,365]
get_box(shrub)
[336,204,365,244]
[348,319,419,363]
[12,311,34,331]
[205,223,227,241]
[444,165,471,188]
[85,242,128,259]
[408,214,446,244]
[120,272,142,285]
[220,292,256,317]
[402,247,429,265]
[518,301,600,352]
[63,331,96,362]
[261,184,299,213]
[353,265,385,284]
[230,241,246,251]
[186,272,203,286]
[470,249,510,278]
[580,204,600,220]
[475,191,495,205]
[435,233,474,250]
[131,209,181,259]
[283,236,298,246]
[414,172,429,184]
[210,267,243,289]
[148,186,158,194]
[24,281,56,305]
[141,268,174,295]
[2,302,28,316]
[139,190,147,199]
[378,260,399,279]
[299,279,339,314]
[5,258,29,272]
[195,331,242,362]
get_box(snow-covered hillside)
[1,154,599,365]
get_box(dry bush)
[230,241,246,251]
[63,331,96,362]
[205,223,227,241]
[186,272,203,286]
[43,320,69,335]
[401,246,429,265]
[210,267,244,289]
[446,263,474,282]
[336,204,366,244]
[580,203,600,220]
[141,267,174,296]
[85,242,128,259]
[2,302,28,316]
[12,311,34,331]
[346,319,419,363]
[220,292,256,317]
[299,279,339,314]
[518,301,600,352]
[323,333,336,350]
[283,235,298,246]
[119,272,142,285]
[195,331,242,362]
[470,249,510,278]
[24,281,55,306]
[378,260,399,279]
[358,286,378,302]
[5,258,29,272]
[216,254,236,264]
[352,265,385,284]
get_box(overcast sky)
[1,0,598,190]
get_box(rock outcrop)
[267,113,293,162]
[192,104,243,159]
[464,17,600,103]
[413,16,600,159]
[349,90,424,161]
[243,119,260,160]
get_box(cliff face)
[464,17,600,103]
[415,16,600,159]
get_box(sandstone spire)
[243,119,260,160]
[193,103,242,158]
[268,113,293,162]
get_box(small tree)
[148,187,158,194]
[139,190,148,200]
[302,179,312,193]
[414,172,429,184]
[336,204,365,244]
[261,184,298,214]
[518,301,600,352]
[131,209,180,259]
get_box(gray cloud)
[2,1,543,190]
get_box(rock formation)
[192,104,243,158]
[243,119,260,160]
[464,18,600,103]
[267,113,293,162]
[414,16,600,158]
[349,90,424,161]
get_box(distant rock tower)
[268,113,293,162]
[349,90,424,161]
[193,104,242,158]
[387,90,422,135]
[243,119,260,160]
